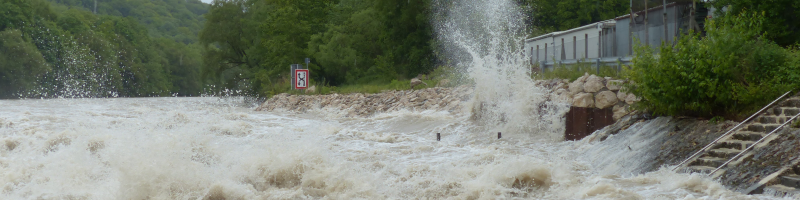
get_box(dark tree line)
[0,0,207,98]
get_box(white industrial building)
[525,2,711,70]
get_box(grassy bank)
[533,61,626,81]
[273,66,469,96]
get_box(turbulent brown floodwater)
[0,0,789,198]
[0,97,787,199]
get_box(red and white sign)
[294,69,309,89]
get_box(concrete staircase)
[762,165,800,198]
[682,95,800,177]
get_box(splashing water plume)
[432,0,568,140]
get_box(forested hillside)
[48,0,208,44]
[200,0,434,97]
[0,0,207,98]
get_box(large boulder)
[554,89,573,104]
[576,73,591,83]
[583,75,605,93]
[569,80,584,94]
[306,85,316,93]
[572,93,594,108]
[606,80,624,91]
[612,105,629,121]
[625,93,640,105]
[436,79,451,87]
[617,91,628,101]
[410,78,428,89]
[594,91,618,109]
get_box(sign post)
[294,69,309,90]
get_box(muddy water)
[0,97,784,199]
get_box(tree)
[0,29,51,97]
[710,0,800,47]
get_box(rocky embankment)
[550,73,640,121]
[255,86,474,117]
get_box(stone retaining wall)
[551,73,639,121]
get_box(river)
[0,97,785,199]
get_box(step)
[707,148,741,159]
[693,156,727,168]
[782,174,800,188]
[713,140,754,150]
[747,123,783,133]
[687,165,717,174]
[763,184,800,198]
[779,98,800,107]
[757,116,778,124]
[783,108,800,116]
[732,131,765,141]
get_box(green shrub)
[625,12,800,119]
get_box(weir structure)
[673,91,800,196]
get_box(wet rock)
[306,85,316,93]
[569,80,584,95]
[595,91,618,109]
[612,105,629,120]
[437,79,451,87]
[606,80,624,91]
[583,75,605,93]
[576,73,591,83]
[410,78,428,89]
[572,93,595,108]
[625,94,640,105]
[617,91,628,101]
[256,86,474,117]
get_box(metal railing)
[671,90,795,172]
[710,111,800,175]
[537,56,633,75]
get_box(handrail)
[672,90,794,171]
[710,112,800,175]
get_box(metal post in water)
[497,132,502,139]
[437,133,441,141]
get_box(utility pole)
[690,0,696,33]
[663,0,668,43]
[629,0,633,55]
[644,0,648,47]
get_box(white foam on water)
[0,0,787,198]
[0,98,786,199]
[432,0,569,141]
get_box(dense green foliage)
[47,0,208,44]
[200,0,434,97]
[518,0,631,34]
[710,0,800,47]
[0,0,205,98]
[626,12,800,119]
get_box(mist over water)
[0,0,788,199]
[432,0,568,140]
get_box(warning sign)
[295,69,309,89]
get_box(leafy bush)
[626,12,800,119]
